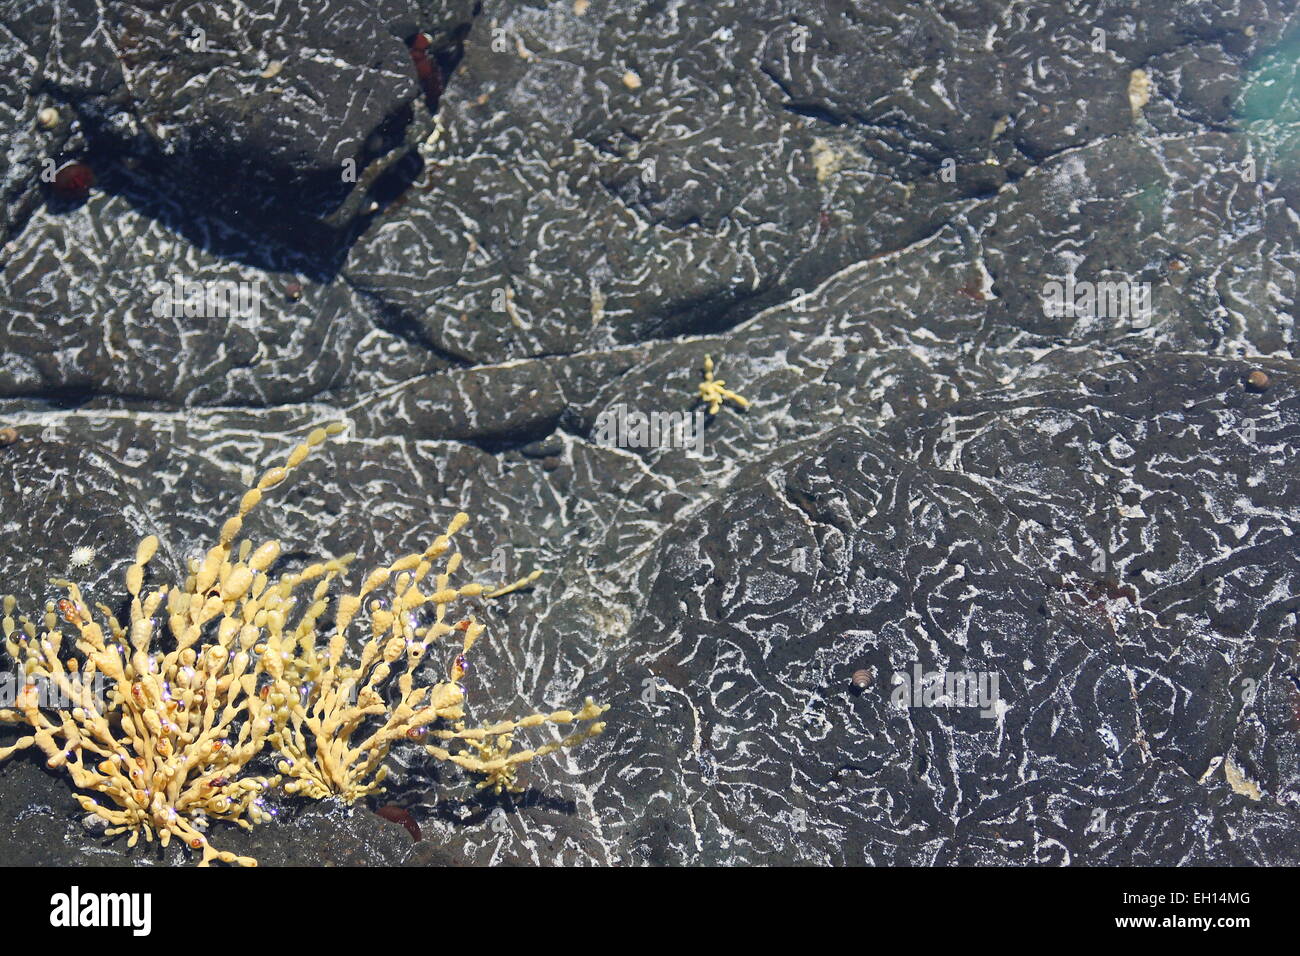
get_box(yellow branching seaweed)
[0,519,295,866]
[0,424,608,865]
[269,513,571,804]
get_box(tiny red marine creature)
[407,33,443,110]
[51,161,95,201]
[375,804,422,841]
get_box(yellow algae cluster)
[0,424,607,865]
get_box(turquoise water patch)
[1237,32,1300,176]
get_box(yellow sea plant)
[0,423,608,864]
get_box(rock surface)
[1,0,1298,865]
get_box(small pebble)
[36,107,59,130]
[622,70,642,90]
[850,669,872,690]
[0,427,17,446]
[260,60,283,79]
[284,282,303,301]
[1246,369,1270,392]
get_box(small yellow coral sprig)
[696,354,751,415]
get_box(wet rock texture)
[1,0,1299,864]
